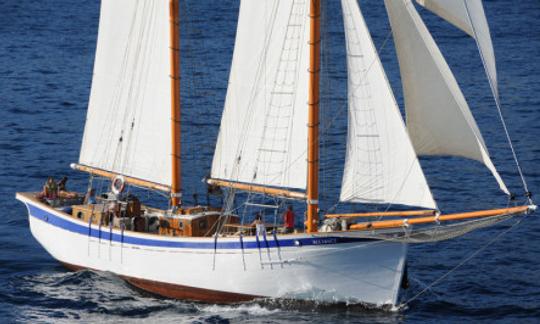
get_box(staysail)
[211,0,310,190]
[384,0,509,194]
[79,0,172,187]
[340,0,436,209]
[416,0,499,102]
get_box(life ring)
[111,175,125,195]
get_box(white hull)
[18,194,407,307]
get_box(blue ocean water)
[0,0,539,322]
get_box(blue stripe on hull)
[26,202,375,250]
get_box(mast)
[307,0,321,233]
[169,0,182,206]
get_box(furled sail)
[211,0,310,190]
[384,0,509,194]
[79,0,172,187]
[339,0,436,209]
[416,0,499,102]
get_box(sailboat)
[16,0,536,308]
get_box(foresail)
[211,0,310,190]
[416,0,499,101]
[340,0,436,209]
[79,0,172,187]
[385,0,509,194]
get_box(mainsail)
[79,0,172,187]
[384,0,509,195]
[211,0,310,190]
[416,0,499,102]
[340,0,436,209]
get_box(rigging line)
[379,159,429,215]
[224,1,281,186]
[216,3,396,209]
[260,27,396,197]
[343,0,385,205]
[101,1,151,177]
[178,2,220,186]
[182,0,228,181]
[319,0,328,201]
[398,213,527,309]
[254,0,306,186]
[212,1,391,201]
[121,2,157,175]
[462,1,530,199]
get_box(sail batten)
[385,0,509,195]
[339,0,436,210]
[79,0,172,187]
[211,0,310,190]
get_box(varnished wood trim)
[350,206,531,231]
[306,0,321,233]
[71,163,170,192]
[326,210,437,219]
[169,0,182,206]
[206,178,306,200]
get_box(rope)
[463,1,531,203]
[493,97,531,202]
[398,213,527,309]
[256,29,395,206]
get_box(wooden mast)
[306,0,321,233]
[169,0,182,207]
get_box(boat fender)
[111,175,126,195]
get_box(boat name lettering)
[312,238,337,245]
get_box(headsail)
[211,0,310,190]
[384,0,509,195]
[340,0,436,209]
[416,0,499,102]
[79,0,172,187]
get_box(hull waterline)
[18,193,407,307]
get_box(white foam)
[198,304,280,316]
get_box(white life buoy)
[111,175,126,195]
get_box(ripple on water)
[1,0,539,322]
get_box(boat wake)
[0,267,402,322]
[1,270,196,322]
[198,303,281,316]
[9,264,539,321]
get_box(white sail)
[417,0,499,101]
[339,0,436,209]
[211,0,310,190]
[385,0,509,194]
[79,0,172,187]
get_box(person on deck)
[252,212,265,237]
[57,176,78,199]
[38,177,58,200]
[283,205,295,234]
[57,176,67,192]
[84,188,96,205]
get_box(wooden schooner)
[17,0,535,307]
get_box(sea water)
[0,0,539,322]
